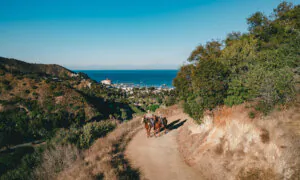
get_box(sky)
[1,0,300,70]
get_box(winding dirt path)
[126,113,204,180]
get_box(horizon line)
[72,69,179,71]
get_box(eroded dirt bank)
[177,103,300,180]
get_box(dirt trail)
[126,112,204,180]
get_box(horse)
[141,116,155,138]
[153,115,168,137]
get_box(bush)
[79,121,115,149]
[50,84,56,90]
[248,111,255,119]
[165,96,176,106]
[224,77,250,106]
[34,144,80,179]
[0,146,34,176]
[246,66,296,108]
[73,105,80,110]
[147,104,160,112]
[53,91,64,97]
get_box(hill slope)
[0,57,73,78]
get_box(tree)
[173,64,195,100]
[188,40,222,62]
[247,12,269,33]
[192,60,229,110]
[225,32,242,46]
[273,1,293,18]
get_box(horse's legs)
[164,126,167,134]
[159,125,163,136]
[144,125,148,138]
[158,125,162,137]
[148,126,151,138]
[148,126,152,137]
[147,127,150,138]
[153,125,158,137]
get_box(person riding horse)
[145,110,155,126]
[142,110,156,138]
[154,113,168,136]
[142,111,168,137]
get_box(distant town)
[100,78,174,94]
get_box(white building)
[101,78,112,85]
[70,73,79,77]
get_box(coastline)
[74,69,178,88]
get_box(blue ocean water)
[74,70,178,87]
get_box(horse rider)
[157,113,164,124]
[144,110,155,127]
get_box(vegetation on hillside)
[0,57,175,179]
[174,1,300,123]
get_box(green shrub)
[224,77,250,106]
[73,106,80,110]
[0,146,34,176]
[50,84,56,90]
[248,111,255,119]
[53,91,64,97]
[4,85,12,91]
[165,96,176,106]
[79,121,115,149]
[32,92,39,96]
[147,104,160,112]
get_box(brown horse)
[153,115,168,137]
[142,116,155,138]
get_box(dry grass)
[57,117,142,180]
[236,167,277,180]
[156,104,180,117]
[177,100,300,180]
[34,144,82,180]
[213,106,233,127]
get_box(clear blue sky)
[1,0,299,69]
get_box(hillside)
[177,98,300,180]
[169,2,300,180]
[0,57,176,179]
[0,56,143,147]
[0,57,132,178]
[0,57,73,78]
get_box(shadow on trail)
[150,119,187,137]
[166,119,187,131]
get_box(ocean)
[74,70,178,87]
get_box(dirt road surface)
[126,113,204,180]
